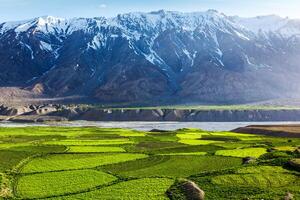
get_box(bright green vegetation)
[21,153,148,173]
[44,139,134,146]
[215,148,267,158]
[237,166,290,174]
[179,139,223,145]
[50,178,174,200]
[67,146,126,153]
[104,156,242,178]
[0,126,299,200]
[212,173,297,188]
[176,132,205,139]
[159,152,207,156]
[215,142,252,149]
[0,143,31,150]
[119,132,146,137]
[275,146,298,151]
[16,170,117,199]
[207,165,300,199]
[177,130,261,146]
[131,141,187,153]
[146,144,224,154]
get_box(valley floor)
[0,126,299,199]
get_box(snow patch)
[234,30,250,40]
[74,64,80,70]
[40,41,53,52]
[20,42,34,59]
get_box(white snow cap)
[1,16,92,35]
[0,10,299,37]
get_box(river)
[0,121,300,131]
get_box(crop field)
[0,127,299,199]
[212,173,297,188]
[104,156,242,178]
[43,139,134,146]
[16,170,117,199]
[215,147,267,158]
[67,146,126,153]
[50,178,174,200]
[21,153,148,173]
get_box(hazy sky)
[1,0,300,22]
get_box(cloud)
[99,4,107,9]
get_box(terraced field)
[67,146,126,153]
[16,170,117,198]
[21,153,148,173]
[0,126,299,199]
[50,178,174,200]
[43,139,134,146]
[104,156,242,178]
[212,173,297,188]
[215,147,267,158]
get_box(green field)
[212,173,297,188]
[0,126,299,199]
[49,178,174,200]
[67,146,126,153]
[103,155,242,178]
[16,170,117,199]
[21,153,148,173]
[215,147,267,158]
[43,139,134,146]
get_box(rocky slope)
[1,10,300,104]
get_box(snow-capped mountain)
[1,10,300,104]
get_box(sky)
[0,0,300,22]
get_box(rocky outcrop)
[0,104,66,122]
[2,104,300,122]
[0,105,33,116]
[60,108,300,122]
[242,157,257,164]
[180,180,205,200]
[26,106,58,115]
[8,115,68,123]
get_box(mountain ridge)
[1,10,299,35]
[1,10,300,105]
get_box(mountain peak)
[1,10,300,37]
[35,16,65,27]
[149,9,167,15]
[37,15,64,22]
[206,9,219,14]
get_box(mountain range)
[1,10,300,105]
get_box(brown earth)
[232,125,300,137]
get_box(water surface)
[1,121,300,131]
